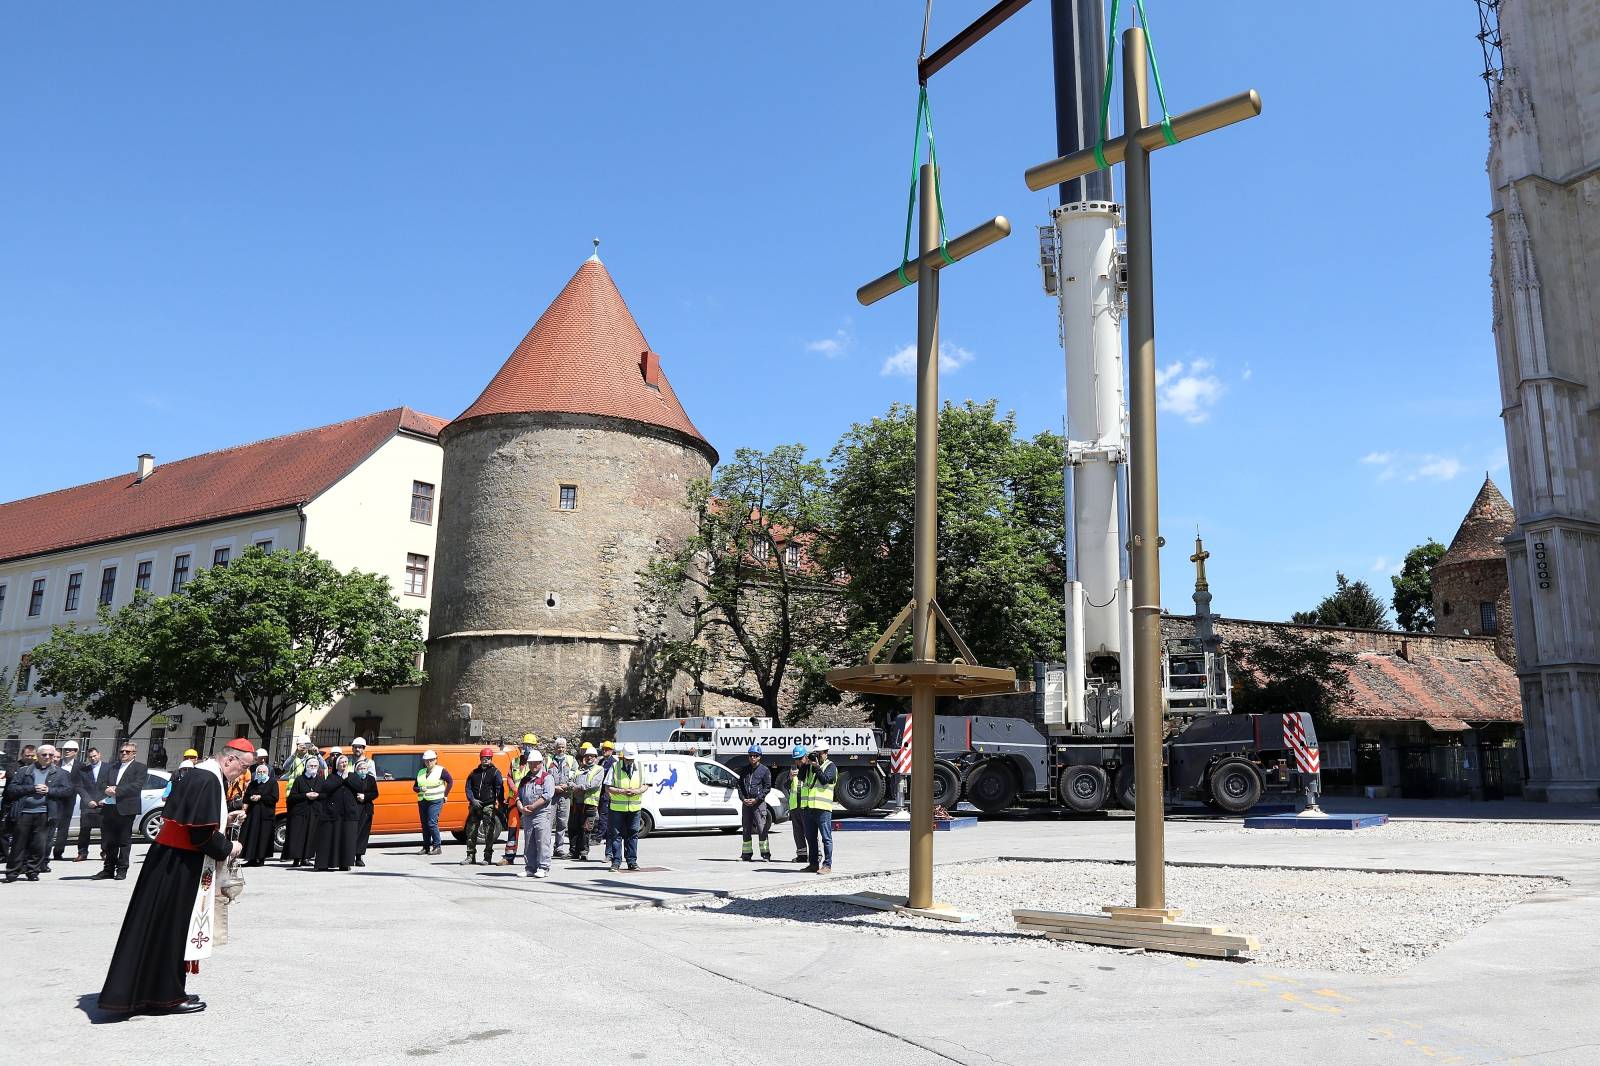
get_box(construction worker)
[787,745,809,864]
[413,749,452,855]
[603,745,651,873]
[461,747,504,865]
[498,735,536,866]
[570,743,603,861]
[595,740,617,845]
[801,741,838,874]
[548,737,579,859]
[279,734,316,789]
[737,745,773,861]
[516,750,555,878]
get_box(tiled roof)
[454,257,714,457]
[1336,650,1522,726]
[1439,477,1515,566]
[0,407,446,564]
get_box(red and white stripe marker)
[1283,712,1320,775]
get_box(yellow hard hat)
[522,733,538,745]
[579,742,596,754]
[183,749,199,758]
[600,740,615,750]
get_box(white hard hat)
[527,749,545,763]
[255,748,269,759]
[63,741,80,750]
[814,741,831,751]
[621,744,639,758]
[295,733,311,745]
[422,749,438,760]
[351,736,368,747]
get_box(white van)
[634,754,788,836]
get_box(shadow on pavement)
[74,993,124,1025]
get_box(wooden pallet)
[1013,908,1258,959]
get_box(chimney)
[136,453,155,481]
[1398,639,1411,662]
[639,350,661,387]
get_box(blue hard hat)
[748,744,763,754]
[791,744,808,758]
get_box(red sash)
[155,819,219,851]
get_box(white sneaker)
[534,869,548,879]
[520,869,534,878]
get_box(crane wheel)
[965,761,1019,814]
[1209,758,1264,815]
[1060,764,1109,813]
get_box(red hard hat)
[479,746,494,757]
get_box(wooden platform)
[835,891,975,923]
[1012,907,1258,958]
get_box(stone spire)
[1190,532,1217,649]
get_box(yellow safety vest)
[416,765,447,803]
[578,764,603,805]
[608,763,643,813]
[802,761,836,811]
[788,770,804,812]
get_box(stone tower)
[1431,477,1516,666]
[1486,0,1600,802]
[417,250,717,743]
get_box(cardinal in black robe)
[99,738,255,1016]
[351,758,380,867]
[284,760,323,867]
[239,764,280,866]
[314,754,360,871]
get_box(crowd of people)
[2,730,844,886]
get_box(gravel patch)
[1236,819,1600,845]
[681,859,1558,974]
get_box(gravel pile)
[1238,819,1600,845]
[683,859,1558,974]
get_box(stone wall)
[1432,557,1516,666]
[418,412,712,743]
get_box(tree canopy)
[30,595,175,741]
[638,444,845,723]
[150,547,427,745]
[1391,540,1446,633]
[1292,571,1390,629]
[1228,628,1358,734]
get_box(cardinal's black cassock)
[99,761,231,1014]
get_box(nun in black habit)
[283,756,323,867]
[314,753,360,871]
[239,760,279,866]
[351,756,380,867]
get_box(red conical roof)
[453,257,714,457]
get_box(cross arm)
[1023,90,1261,192]
[857,216,1012,306]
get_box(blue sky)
[0,3,1506,623]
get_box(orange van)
[272,744,515,849]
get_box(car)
[66,769,172,844]
[632,754,787,837]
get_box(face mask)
[254,768,269,782]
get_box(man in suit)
[5,744,75,882]
[50,740,84,864]
[74,747,106,862]
[93,742,148,881]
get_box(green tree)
[826,400,1064,691]
[30,595,175,741]
[1292,571,1391,629]
[151,547,427,746]
[638,444,847,723]
[0,667,20,739]
[1391,540,1446,633]
[1228,628,1358,734]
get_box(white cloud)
[805,322,853,358]
[1155,358,1223,423]
[881,342,975,377]
[1360,451,1466,483]
[1370,556,1401,575]
[1240,363,1254,381]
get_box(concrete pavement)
[1,802,1595,1065]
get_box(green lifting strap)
[898,85,954,289]
[1093,0,1179,171]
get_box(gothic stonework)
[417,256,716,743]
[1487,0,1600,801]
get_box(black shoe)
[114,872,126,881]
[804,865,819,873]
[39,865,51,874]
[91,870,113,880]
[340,866,351,871]
[162,1000,206,1015]
[75,854,87,862]
[354,858,365,867]
[741,855,753,862]
[3,875,17,884]
[628,864,640,871]
[185,994,200,1004]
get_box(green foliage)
[1291,571,1391,629]
[1228,628,1358,735]
[30,595,174,738]
[825,400,1065,681]
[639,445,846,723]
[1391,540,1446,633]
[151,547,426,745]
[0,668,19,737]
